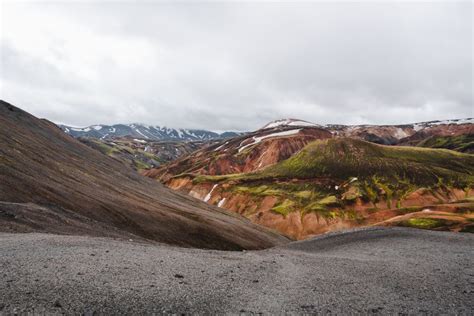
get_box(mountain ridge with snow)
[262,117,474,130]
[59,123,242,141]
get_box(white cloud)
[1,1,472,130]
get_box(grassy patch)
[318,195,339,206]
[134,160,151,170]
[401,218,444,229]
[294,190,313,199]
[271,199,295,217]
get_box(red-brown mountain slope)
[145,118,474,239]
[144,125,332,181]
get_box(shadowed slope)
[0,100,288,250]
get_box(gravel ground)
[0,227,473,314]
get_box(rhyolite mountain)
[146,117,474,181]
[145,118,474,239]
[262,118,474,148]
[59,123,242,141]
[0,100,288,250]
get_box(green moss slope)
[415,134,474,153]
[262,138,474,187]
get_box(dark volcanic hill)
[0,100,287,250]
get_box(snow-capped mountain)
[260,118,320,129]
[59,123,242,141]
[262,118,474,131]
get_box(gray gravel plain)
[1,227,473,314]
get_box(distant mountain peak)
[261,119,319,130]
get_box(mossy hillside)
[416,134,474,153]
[186,138,474,219]
[193,174,471,220]
[262,138,474,188]
[225,182,349,219]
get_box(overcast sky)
[1,1,472,131]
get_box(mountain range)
[3,100,473,242]
[1,100,473,314]
[61,117,474,149]
[59,123,241,141]
[145,117,474,239]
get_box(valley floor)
[0,227,472,314]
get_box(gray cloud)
[1,1,472,131]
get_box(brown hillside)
[0,100,288,250]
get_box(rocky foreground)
[1,227,472,314]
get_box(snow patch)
[70,127,91,132]
[238,129,302,153]
[133,139,147,143]
[394,128,408,139]
[135,128,149,139]
[203,184,218,202]
[217,198,226,207]
[214,141,228,151]
[263,119,317,129]
[349,177,358,183]
[428,118,474,126]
